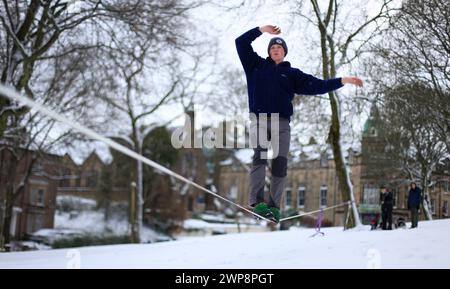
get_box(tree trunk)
[129,183,138,243]
[328,99,361,228]
[2,210,12,250]
[0,151,36,250]
[0,201,5,252]
[0,153,18,251]
[130,123,143,243]
[0,186,13,251]
[317,23,361,229]
[136,155,143,243]
[421,175,433,220]
[422,194,433,220]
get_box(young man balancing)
[235,25,363,223]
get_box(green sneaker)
[268,207,280,223]
[253,202,271,218]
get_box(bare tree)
[367,0,450,220]
[369,0,450,153]
[0,48,100,250]
[0,0,202,248]
[379,85,447,220]
[208,68,248,117]
[94,33,217,242]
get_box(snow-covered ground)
[23,196,171,247]
[53,211,169,243]
[179,219,268,238]
[1,219,449,269]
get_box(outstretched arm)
[294,70,342,95]
[294,70,363,95]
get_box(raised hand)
[259,25,281,35]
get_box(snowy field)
[1,219,449,269]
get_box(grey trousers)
[249,117,291,209]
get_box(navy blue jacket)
[408,187,422,209]
[235,27,343,121]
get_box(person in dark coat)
[408,182,422,229]
[235,25,363,222]
[379,186,393,230]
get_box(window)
[320,186,327,207]
[30,189,45,206]
[363,186,379,205]
[188,197,194,212]
[442,181,449,192]
[297,186,305,208]
[31,162,44,175]
[86,171,98,188]
[320,154,328,167]
[285,188,292,208]
[59,169,72,187]
[443,201,448,216]
[229,185,238,200]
